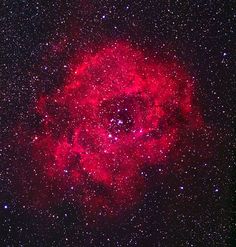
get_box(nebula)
[27,41,203,217]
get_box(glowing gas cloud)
[29,41,203,216]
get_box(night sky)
[1,1,235,246]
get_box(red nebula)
[32,41,203,216]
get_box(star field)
[0,1,235,246]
